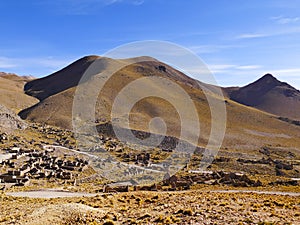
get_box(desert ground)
[0,188,299,225]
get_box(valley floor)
[0,125,299,224]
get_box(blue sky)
[1,0,300,88]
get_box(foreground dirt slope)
[0,190,299,224]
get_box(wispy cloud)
[236,65,262,70]
[184,64,263,79]
[208,64,262,74]
[40,0,145,15]
[209,65,300,77]
[271,15,300,24]
[0,56,72,72]
[236,26,300,39]
[268,68,300,76]
[125,0,145,5]
[0,57,17,69]
[189,44,242,54]
[236,33,269,39]
[208,64,236,71]
[99,0,144,6]
[236,15,300,40]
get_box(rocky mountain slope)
[224,74,300,120]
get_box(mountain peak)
[225,73,300,120]
[235,74,282,94]
[261,73,276,80]
[262,73,275,78]
[255,73,281,86]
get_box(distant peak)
[261,73,276,80]
[255,73,281,85]
[0,72,18,77]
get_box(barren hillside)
[18,56,300,155]
[0,72,38,113]
[224,74,300,120]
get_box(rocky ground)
[0,104,27,133]
[0,189,299,224]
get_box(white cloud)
[0,57,17,69]
[128,0,144,5]
[208,64,262,74]
[67,0,144,6]
[236,26,300,40]
[209,64,235,70]
[236,33,268,39]
[271,16,300,24]
[210,66,300,78]
[0,56,72,70]
[267,68,300,76]
[103,0,144,5]
[236,65,262,70]
[183,64,264,81]
[104,0,122,4]
[40,0,144,15]
[236,16,300,40]
[189,45,241,54]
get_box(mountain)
[19,56,209,137]
[19,56,300,153]
[0,72,38,113]
[224,74,300,120]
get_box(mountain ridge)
[16,55,300,154]
[6,55,300,125]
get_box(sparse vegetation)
[2,190,297,224]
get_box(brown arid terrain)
[20,56,299,148]
[0,104,27,133]
[0,72,38,113]
[19,56,300,151]
[0,189,299,224]
[224,74,300,121]
[0,56,299,224]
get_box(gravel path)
[6,188,300,199]
[6,190,97,198]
